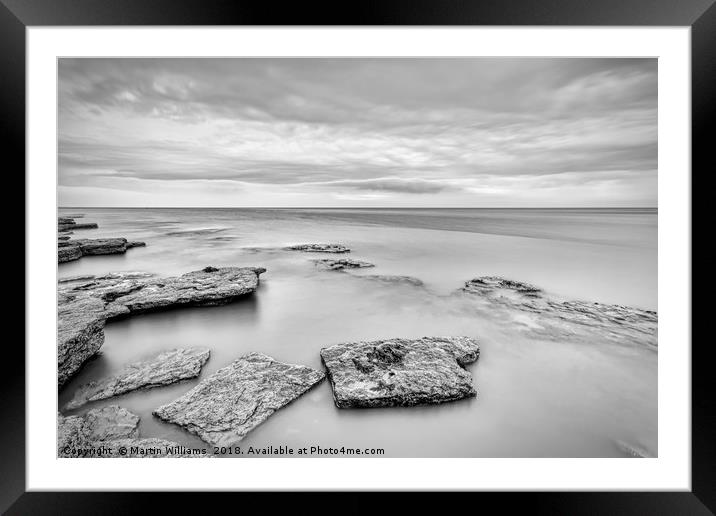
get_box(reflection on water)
[58,208,657,457]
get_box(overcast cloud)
[58,58,657,207]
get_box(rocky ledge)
[463,276,542,297]
[153,352,325,445]
[59,238,146,264]
[285,243,350,253]
[58,405,201,458]
[64,347,211,410]
[58,216,99,232]
[58,266,265,387]
[460,275,658,348]
[313,258,375,270]
[320,336,480,408]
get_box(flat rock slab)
[58,266,265,387]
[58,237,146,264]
[113,266,264,312]
[313,258,374,270]
[153,352,325,445]
[460,275,657,349]
[320,336,480,408]
[58,405,200,458]
[58,216,99,232]
[285,243,350,253]
[64,347,211,410]
[58,405,139,456]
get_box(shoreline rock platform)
[58,216,99,232]
[285,243,350,253]
[313,258,375,270]
[320,336,480,408]
[64,347,211,410]
[59,238,147,264]
[460,275,658,348]
[58,266,265,387]
[153,352,325,445]
[58,405,202,458]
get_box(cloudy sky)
[58,58,657,207]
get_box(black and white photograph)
[56,57,658,459]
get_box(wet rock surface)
[58,238,147,263]
[313,258,375,270]
[64,347,211,410]
[58,405,200,458]
[58,266,265,387]
[463,276,542,297]
[153,352,325,445]
[58,405,137,456]
[58,216,99,232]
[460,276,658,348]
[320,336,480,408]
[285,243,350,253]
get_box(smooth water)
[58,208,657,457]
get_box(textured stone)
[64,348,211,410]
[58,238,146,264]
[113,266,265,313]
[460,276,657,349]
[153,352,325,445]
[58,405,140,456]
[58,222,99,231]
[58,244,84,263]
[463,276,542,296]
[285,243,350,253]
[57,216,98,232]
[58,405,201,458]
[313,258,374,270]
[320,336,480,408]
[58,266,265,387]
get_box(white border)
[27,27,691,491]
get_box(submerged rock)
[64,347,211,410]
[58,405,200,458]
[313,258,375,270]
[320,336,480,408]
[358,275,425,287]
[153,352,325,445]
[58,266,265,387]
[166,227,228,236]
[285,243,350,253]
[58,238,146,264]
[57,216,99,232]
[58,405,140,456]
[615,440,654,458]
[460,275,658,349]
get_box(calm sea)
[58,207,657,457]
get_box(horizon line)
[58,205,658,210]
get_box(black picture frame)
[5,0,709,513]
